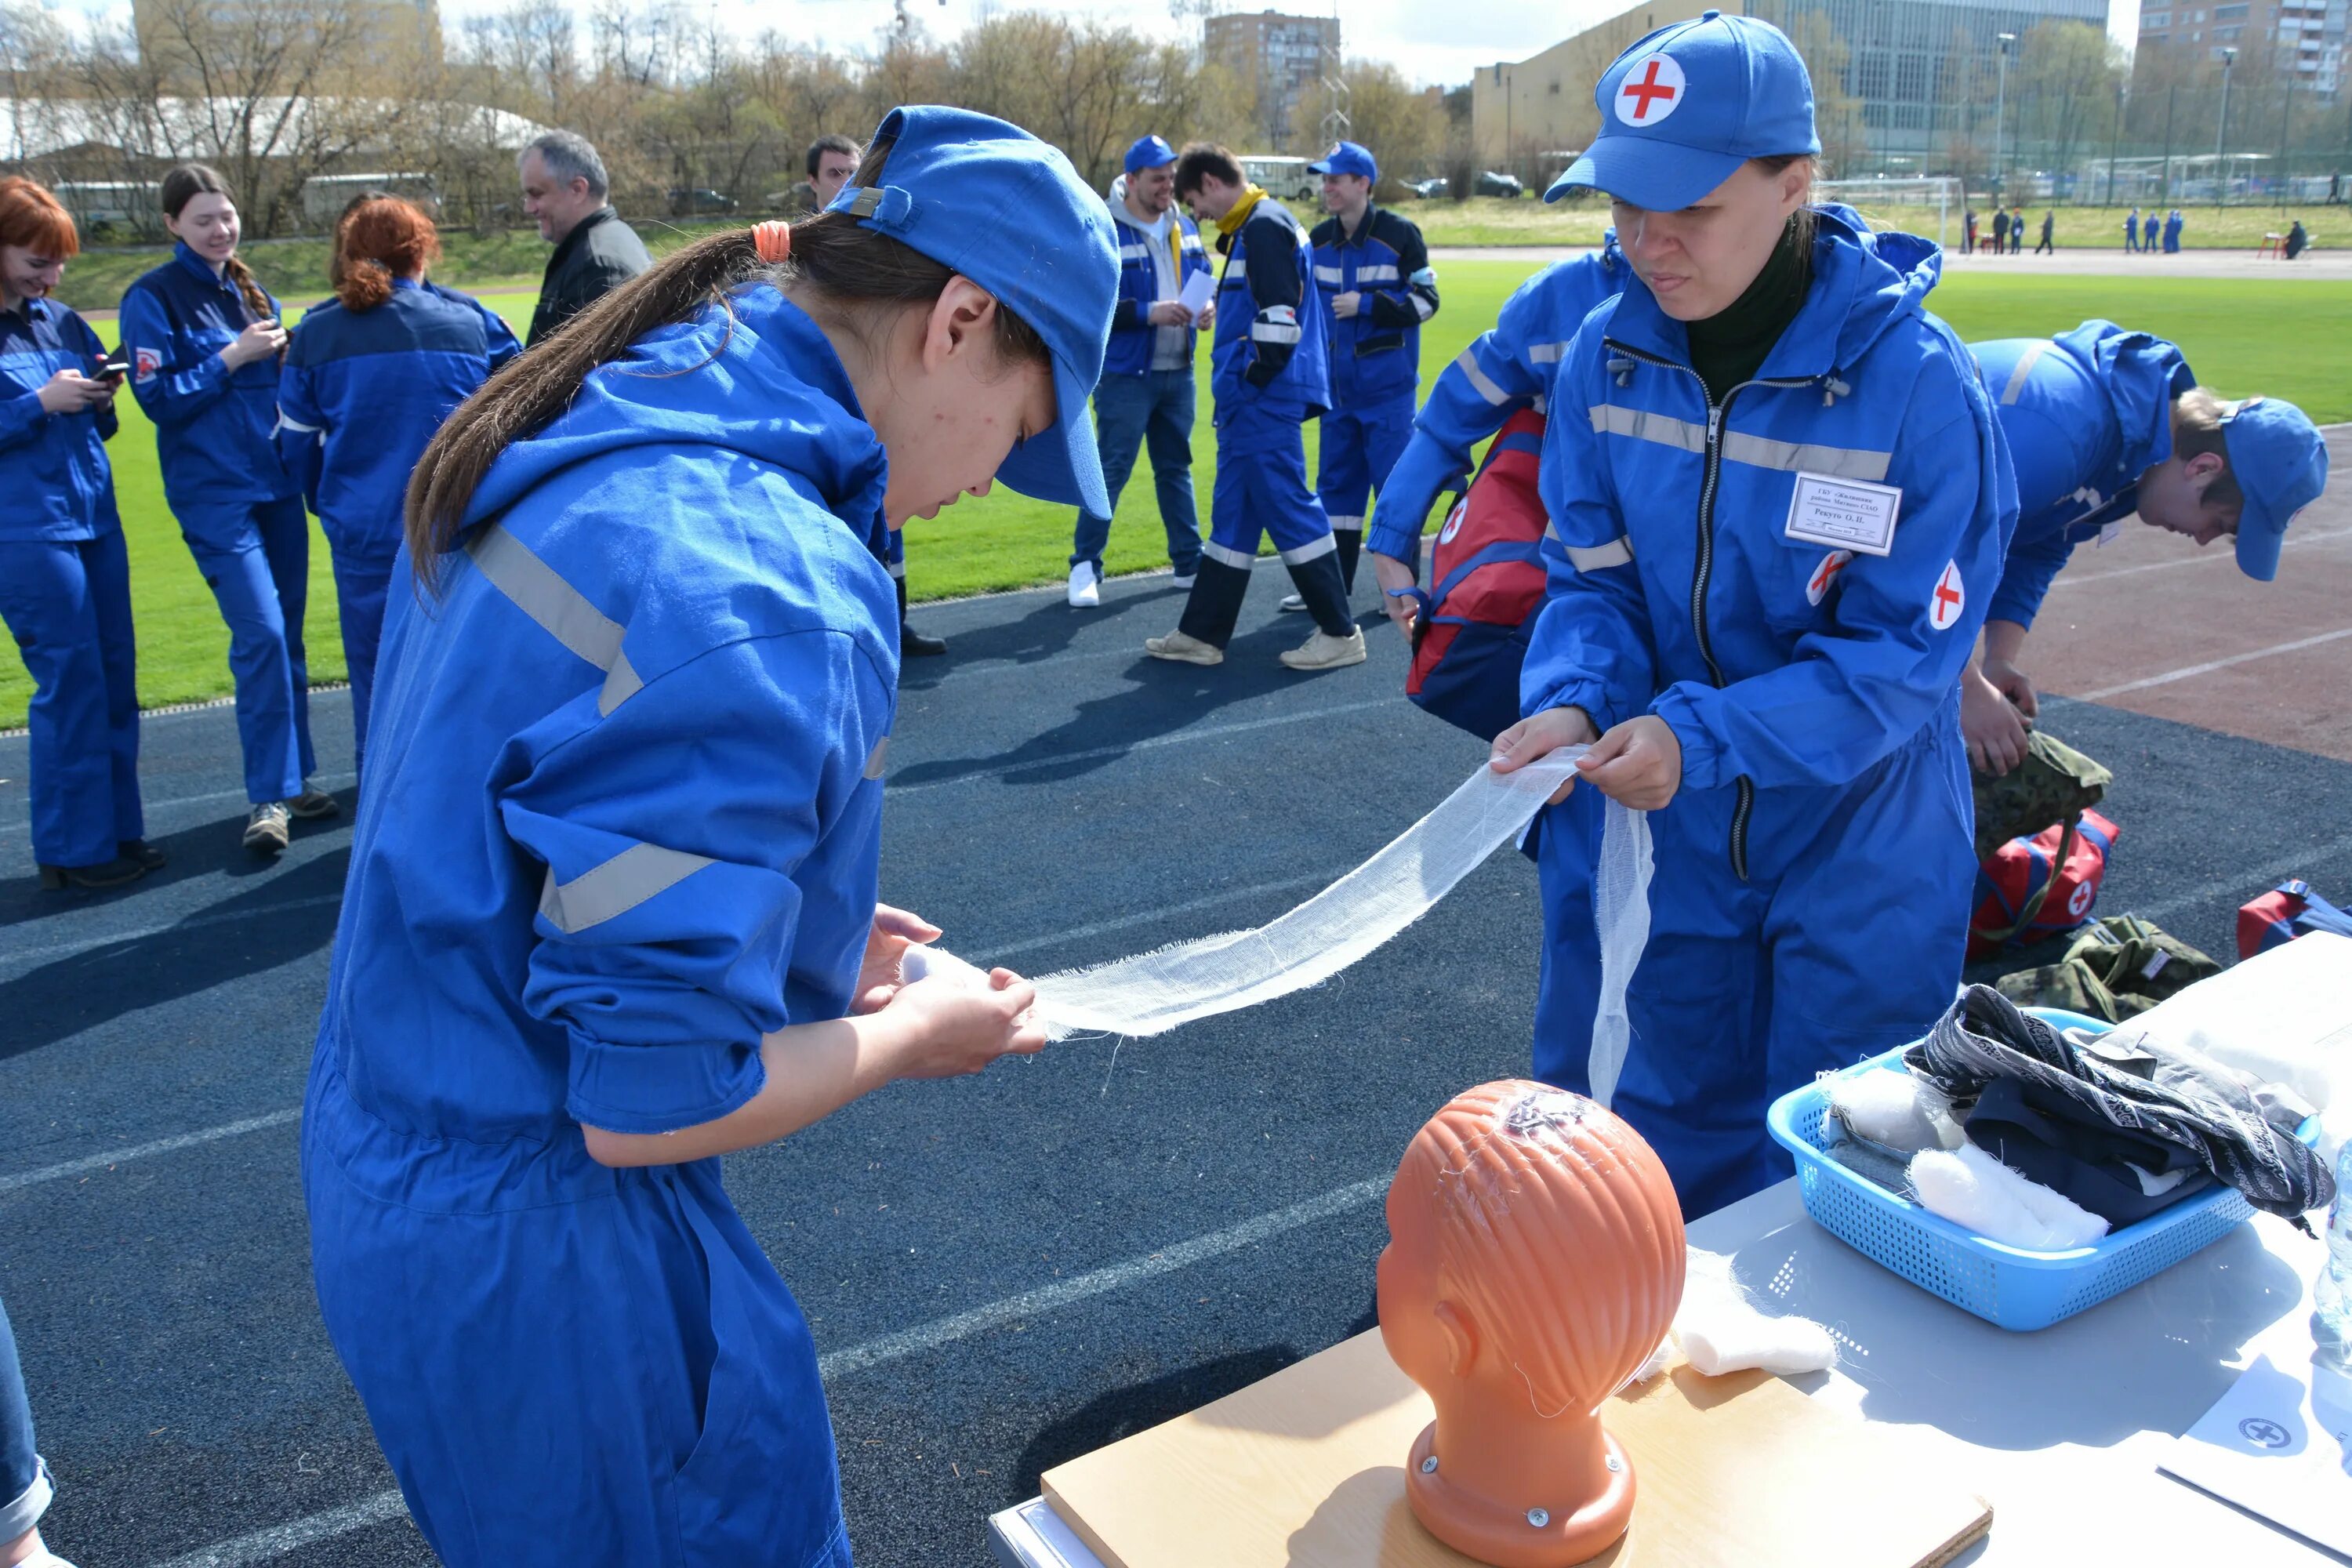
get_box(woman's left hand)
[1577,715,1684,811]
[853,902,944,1014]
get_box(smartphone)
[98,350,132,383]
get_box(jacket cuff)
[564,1026,766,1136]
[0,389,47,445]
[1650,684,1729,792]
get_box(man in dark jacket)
[520,130,652,347]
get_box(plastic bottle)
[2314,1139,2352,1374]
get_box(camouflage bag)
[1972,729,2114,862]
[1993,915,2223,1023]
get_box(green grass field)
[5,263,2347,728]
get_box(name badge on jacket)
[1784,471,1902,557]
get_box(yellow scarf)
[1215,184,1268,240]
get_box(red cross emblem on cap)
[1929,561,1966,630]
[1615,53,1686,127]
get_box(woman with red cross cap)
[1489,10,2016,1217]
[300,107,1117,1564]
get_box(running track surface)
[3,459,2349,1565]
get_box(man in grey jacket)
[519,130,652,347]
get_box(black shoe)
[902,624,949,658]
[38,855,149,891]
[119,838,168,870]
[287,779,342,820]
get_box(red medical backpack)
[1968,809,2118,960]
[1403,409,1552,742]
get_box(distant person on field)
[121,162,336,858]
[278,196,521,778]
[2123,206,2140,252]
[787,135,859,217]
[2,1292,78,1568]
[2165,208,2184,253]
[1992,207,2009,253]
[2009,205,2024,253]
[519,130,651,347]
[2034,209,2053,254]
[2285,219,2308,260]
[1962,321,2329,775]
[1963,206,1977,253]
[0,175,154,892]
[2143,210,2159,253]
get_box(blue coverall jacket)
[1308,203,1437,408]
[1101,206,1212,377]
[1973,321,2194,631]
[1210,193,1330,421]
[276,277,521,557]
[1367,232,1627,567]
[1522,209,2016,1216]
[303,287,891,1567]
[118,242,296,520]
[0,299,120,543]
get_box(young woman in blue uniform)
[119,164,336,857]
[0,176,153,891]
[302,107,1118,1566]
[1490,13,2016,1217]
[276,195,521,778]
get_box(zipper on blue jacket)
[1602,338,1812,882]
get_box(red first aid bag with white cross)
[1402,409,1551,742]
[1968,809,2118,960]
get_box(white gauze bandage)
[904,750,1654,1064]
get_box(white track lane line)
[143,1175,1388,1568]
[0,1109,304,1196]
[2049,524,2352,588]
[2074,626,2352,700]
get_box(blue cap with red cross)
[1544,10,1820,212]
[2223,394,2329,583]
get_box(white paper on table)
[1178,268,1215,317]
[2157,1353,2352,1557]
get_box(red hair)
[334,195,441,311]
[0,176,81,260]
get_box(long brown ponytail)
[161,164,273,325]
[404,133,1047,591]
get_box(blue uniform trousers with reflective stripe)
[1534,718,1973,1218]
[303,1050,855,1568]
[0,532,143,867]
[1316,390,1416,591]
[179,495,314,803]
[1180,400,1350,646]
[325,535,397,782]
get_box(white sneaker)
[1278,593,1308,612]
[1144,630,1224,666]
[1171,572,1196,589]
[1067,564,1100,608]
[1279,626,1367,671]
[242,800,291,855]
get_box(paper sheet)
[1178,268,1215,316]
[2157,1352,2352,1556]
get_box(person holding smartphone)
[0,175,154,891]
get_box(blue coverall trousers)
[1316,391,1416,591]
[303,1051,854,1568]
[325,536,397,780]
[0,532,143,868]
[178,495,314,804]
[1069,368,1202,579]
[1531,719,1976,1218]
[0,1294,55,1547]
[1179,401,1352,647]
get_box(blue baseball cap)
[1545,10,1820,212]
[2221,395,2329,582]
[826,106,1119,517]
[1310,140,1378,183]
[1123,134,1178,174]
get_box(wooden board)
[1043,1330,1991,1568]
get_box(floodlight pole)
[2216,45,2238,206]
[1993,33,2016,201]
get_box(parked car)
[667,187,738,216]
[1405,176,1449,199]
[1475,171,1525,198]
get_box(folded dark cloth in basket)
[1963,1076,2211,1225]
[1905,986,2334,1225]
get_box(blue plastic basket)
[1766,1007,2282,1332]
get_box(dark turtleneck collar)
[1684,212,1813,405]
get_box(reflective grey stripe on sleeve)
[1202,539,1256,569]
[1566,536,1635,572]
[1589,403,1707,453]
[1722,431,1893,481]
[464,526,643,714]
[864,737,889,779]
[1279,532,1338,565]
[887,557,906,580]
[1313,265,1345,284]
[2000,340,2053,405]
[274,408,320,434]
[1250,320,1302,344]
[1526,340,1573,365]
[1454,348,1509,406]
[1120,245,1149,260]
[538,842,714,934]
[1410,294,1436,321]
